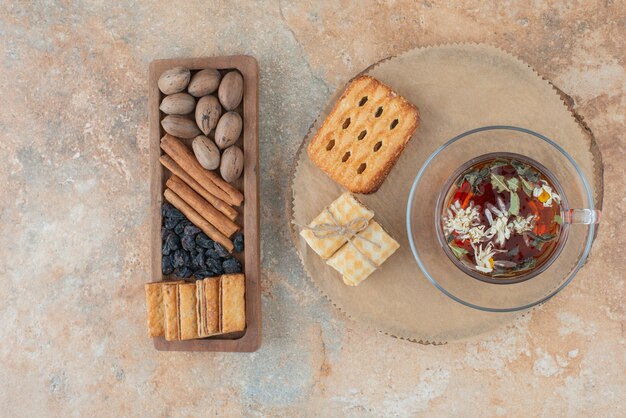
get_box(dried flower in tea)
[441,156,564,279]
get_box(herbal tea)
[440,155,565,280]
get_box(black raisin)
[172,250,186,268]
[181,250,191,266]
[164,216,180,230]
[193,269,212,279]
[222,257,242,274]
[233,233,244,253]
[214,242,230,258]
[174,266,193,278]
[162,233,181,256]
[181,234,196,252]
[184,224,201,236]
[161,202,173,217]
[191,252,206,270]
[205,248,220,261]
[162,228,175,244]
[162,203,185,220]
[196,233,214,249]
[174,220,191,236]
[162,254,174,275]
[205,258,222,275]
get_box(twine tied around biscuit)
[296,208,380,270]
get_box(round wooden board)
[289,44,604,344]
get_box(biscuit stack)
[300,193,399,286]
[145,274,245,340]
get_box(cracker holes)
[357,130,367,140]
[375,107,383,117]
[341,151,351,162]
[342,118,351,129]
[373,141,383,152]
[357,163,367,174]
[358,96,368,106]
[326,139,335,151]
[390,119,399,130]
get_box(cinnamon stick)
[160,134,244,207]
[164,189,234,252]
[160,155,238,221]
[167,175,240,238]
[160,135,232,205]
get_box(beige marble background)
[0,1,624,416]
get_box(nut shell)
[188,68,221,97]
[192,135,221,170]
[218,71,243,111]
[215,111,243,149]
[158,67,190,95]
[220,146,244,183]
[195,95,222,135]
[161,115,201,139]
[159,93,195,115]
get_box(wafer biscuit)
[300,192,374,259]
[307,75,419,194]
[326,221,399,286]
[196,279,205,337]
[196,277,221,337]
[205,278,221,335]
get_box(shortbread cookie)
[145,283,164,337]
[326,221,399,286]
[307,75,419,194]
[221,274,246,333]
[300,192,374,259]
[162,282,180,341]
[177,283,199,340]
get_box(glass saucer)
[406,126,598,312]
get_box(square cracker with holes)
[307,75,420,194]
[326,220,399,286]
[300,192,374,260]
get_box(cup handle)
[564,209,601,225]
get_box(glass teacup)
[406,126,601,312]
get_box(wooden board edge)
[152,324,261,352]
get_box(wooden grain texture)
[149,56,260,352]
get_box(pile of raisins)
[162,203,243,279]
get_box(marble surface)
[0,1,624,416]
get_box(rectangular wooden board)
[149,56,261,352]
